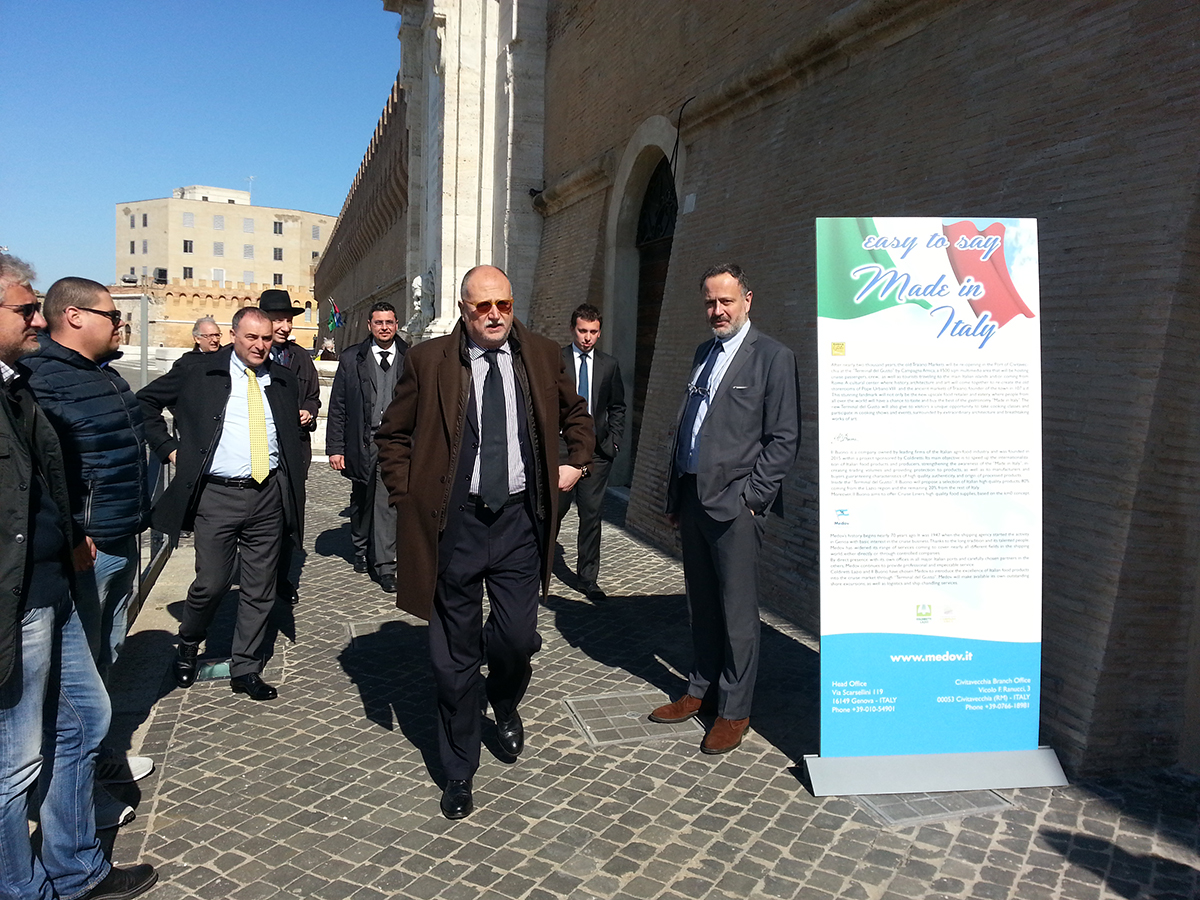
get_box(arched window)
[304,301,312,323]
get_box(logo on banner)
[815,217,1035,349]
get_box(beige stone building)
[114,185,334,347]
[318,0,1200,778]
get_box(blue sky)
[0,1,403,290]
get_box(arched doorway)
[603,115,686,487]
[628,157,678,475]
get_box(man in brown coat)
[376,265,593,819]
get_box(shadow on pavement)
[547,590,821,764]
[336,620,441,780]
[313,522,355,564]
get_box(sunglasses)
[76,307,123,326]
[0,301,41,319]
[464,298,513,315]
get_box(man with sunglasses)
[0,256,158,900]
[23,277,156,828]
[327,301,407,593]
[376,265,594,819]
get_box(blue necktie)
[675,341,723,470]
[578,352,589,412]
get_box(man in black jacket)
[24,277,155,825]
[557,304,625,600]
[138,307,305,701]
[326,301,407,593]
[258,289,320,605]
[0,255,157,900]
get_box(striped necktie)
[245,367,270,483]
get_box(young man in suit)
[557,303,625,601]
[138,307,305,702]
[326,301,407,593]
[650,264,800,754]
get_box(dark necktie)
[379,350,391,372]
[675,341,723,469]
[479,349,509,512]
[578,352,589,410]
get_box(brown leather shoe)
[701,716,749,754]
[649,694,708,724]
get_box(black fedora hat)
[259,289,304,316]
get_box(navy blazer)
[137,344,305,546]
[666,324,800,522]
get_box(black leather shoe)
[497,712,524,759]
[277,581,299,606]
[440,779,473,819]
[82,863,158,900]
[582,582,607,602]
[230,673,278,701]
[174,639,200,688]
[380,574,396,593]
[353,554,369,573]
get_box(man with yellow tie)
[138,307,304,701]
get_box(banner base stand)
[804,746,1067,797]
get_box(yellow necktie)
[245,366,270,482]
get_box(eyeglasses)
[463,298,513,315]
[196,332,222,340]
[76,307,123,326]
[0,301,41,319]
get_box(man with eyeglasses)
[0,256,158,900]
[376,265,593,819]
[23,277,156,829]
[192,316,222,352]
[326,300,407,593]
[650,264,800,755]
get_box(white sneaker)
[94,786,135,829]
[95,750,155,784]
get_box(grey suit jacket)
[666,323,800,522]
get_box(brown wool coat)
[375,318,594,620]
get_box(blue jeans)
[74,535,138,682]
[0,601,111,900]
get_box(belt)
[468,489,528,511]
[205,470,276,489]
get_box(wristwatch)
[575,464,591,479]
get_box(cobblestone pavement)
[107,466,1200,900]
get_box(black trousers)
[429,496,542,780]
[557,456,611,586]
[180,477,283,677]
[678,475,765,720]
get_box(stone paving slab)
[105,467,1200,899]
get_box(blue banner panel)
[821,633,1041,758]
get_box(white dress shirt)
[569,343,594,415]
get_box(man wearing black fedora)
[259,289,320,605]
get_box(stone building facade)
[115,185,332,347]
[319,0,1200,777]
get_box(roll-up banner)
[805,217,1066,796]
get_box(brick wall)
[535,0,1200,773]
[528,189,610,339]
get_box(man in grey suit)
[558,304,625,601]
[650,264,800,754]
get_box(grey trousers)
[678,477,765,720]
[350,462,397,579]
[180,477,284,677]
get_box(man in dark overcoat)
[376,265,593,819]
